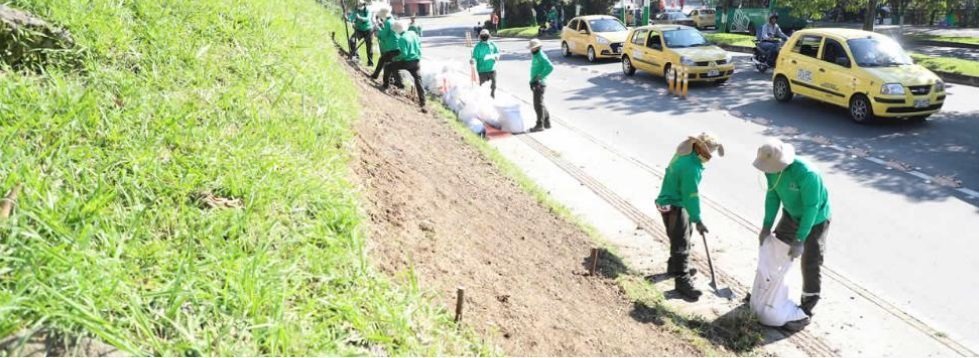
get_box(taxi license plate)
[914,99,929,108]
[707,69,720,77]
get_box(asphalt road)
[415,7,979,352]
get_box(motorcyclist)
[756,13,788,66]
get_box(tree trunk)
[863,0,878,30]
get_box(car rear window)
[793,35,822,58]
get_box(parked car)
[772,28,945,123]
[620,25,735,85]
[651,11,696,27]
[687,8,716,29]
[561,15,630,62]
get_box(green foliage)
[0,0,489,355]
[911,53,979,77]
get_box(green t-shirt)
[395,31,422,61]
[472,41,500,73]
[655,154,705,223]
[763,158,832,241]
[529,50,553,84]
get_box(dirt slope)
[348,63,700,356]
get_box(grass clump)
[497,26,545,38]
[0,0,487,355]
[705,33,755,48]
[911,53,979,77]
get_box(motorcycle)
[752,38,784,73]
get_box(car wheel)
[562,42,572,57]
[849,94,876,124]
[773,75,793,102]
[622,56,636,76]
[587,46,597,63]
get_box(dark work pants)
[385,60,426,108]
[774,211,830,300]
[372,49,401,85]
[478,71,496,98]
[661,206,693,280]
[353,29,374,64]
[531,83,550,129]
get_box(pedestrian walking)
[491,12,500,33]
[371,7,402,87]
[655,133,724,301]
[408,16,423,37]
[349,0,375,66]
[385,20,427,112]
[471,29,500,98]
[753,139,831,319]
[527,39,552,132]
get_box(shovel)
[699,230,734,299]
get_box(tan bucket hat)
[480,29,491,37]
[392,19,407,34]
[376,6,391,18]
[753,139,796,173]
[527,38,543,50]
[676,132,724,160]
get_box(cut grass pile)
[705,33,755,48]
[497,26,545,38]
[911,53,979,77]
[0,0,485,355]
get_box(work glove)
[695,221,708,236]
[788,240,804,259]
[758,228,771,246]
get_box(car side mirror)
[835,57,850,67]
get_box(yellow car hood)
[671,46,728,61]
[862,65,941,86]
[595,31,630,43]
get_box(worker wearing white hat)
[349,0,375,66]
[527,38,553,132]
[471,29,500,98]
[371,6,403,88]
[384,20,426,112]
[753,139,831,319]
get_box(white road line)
[908,171,933,181]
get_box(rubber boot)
[667,268,698,278]
[675,277,702,301]
[782,317,811,332]
[801,295,820,317]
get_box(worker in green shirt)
[655,133,724,301]
[385,20,426,112]
[408,16,423,37]
[371,7,402,88]
[753,139,831,318]
[527,38,553,132]
[349,0,374,66]
[470,29,500,98]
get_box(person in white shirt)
[756,13,789,66]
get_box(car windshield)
[663,29,709,47]
[588,19,627,32]
[847,37,913,67]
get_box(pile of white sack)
[420,60,538,135]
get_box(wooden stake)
[454,286,465,323]
[0,184,22,219]
[589,248,600,276]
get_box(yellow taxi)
[561,15,630,62]
[772,28,945,123]
[620,25,735,85]
[687,8,716,29]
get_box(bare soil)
[347,61,702,356]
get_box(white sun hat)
[753,138,796,173]
[527,38,543,49]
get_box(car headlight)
[724,54,733,63]
[596,36,610,45]
[681,56,695,66]
[880,83,905,95]
[935,80,945,92]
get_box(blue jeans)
[758,41,779,65]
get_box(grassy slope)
[497,26,543,38]
[0,0,485,355]
[911,53,979,77]
[705,33,755,48]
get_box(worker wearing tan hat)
[371,7,403,88]
[349,0,375,66]
[655,133,724,301]
[527,38,553,132]
[384,20,426,112]
[753,139,831,318]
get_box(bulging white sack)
[750,235,809,327]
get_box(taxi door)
[627,28,651,71]
[815,36,856,106]
[784,34,825,100]
[643,30,667,76]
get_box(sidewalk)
[485,94,975,356]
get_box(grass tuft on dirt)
[0,0,484,355]
[497,26,546,38]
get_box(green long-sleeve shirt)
[395,31,422,61]
[529,50,553,85]
[408,23,423,37]
[472,41,500,73]
[351,8,372,32]
[377,17,400,52]
[655,153,704,223]
[763,159,831,241]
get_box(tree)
[863,0,877,29]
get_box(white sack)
[749,235,809,327]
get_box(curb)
[716,44,979,87]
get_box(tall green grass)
[0,0,487,355]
